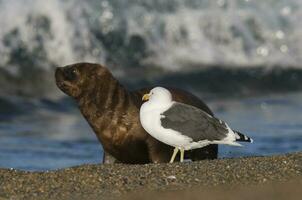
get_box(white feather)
[140,87,246,150]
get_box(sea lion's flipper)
[189,145,218,161]
[103,151,120,164]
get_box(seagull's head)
[142,87,172,103]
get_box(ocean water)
[0,93,301,171]
[0,0,302,171]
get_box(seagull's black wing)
[160,102,229,142]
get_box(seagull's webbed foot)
[169,147,179,163]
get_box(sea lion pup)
[55,63,217,164]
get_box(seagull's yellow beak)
[142,93,150,101]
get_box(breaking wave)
[0,0,302,96]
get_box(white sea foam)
[0,0,106,74]
[139,0,302,70]
[0,0,301,74]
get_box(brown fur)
[55,63,217,164]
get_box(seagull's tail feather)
[233,130,253,143]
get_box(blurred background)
[0,0,302,171]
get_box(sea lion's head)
[55,62,111,99]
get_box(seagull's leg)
[180,148,185,162]
[169,147,179,163]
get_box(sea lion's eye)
[64,68,78,81]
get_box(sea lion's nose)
[55,67,63,73]
[55,67,64,80]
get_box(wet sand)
[0,152,301,200]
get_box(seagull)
[139,87,253,163]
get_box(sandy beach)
[0,152,301,200]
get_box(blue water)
[0,92,301,171]
[0,103,102,171]
[216,93,302,157]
